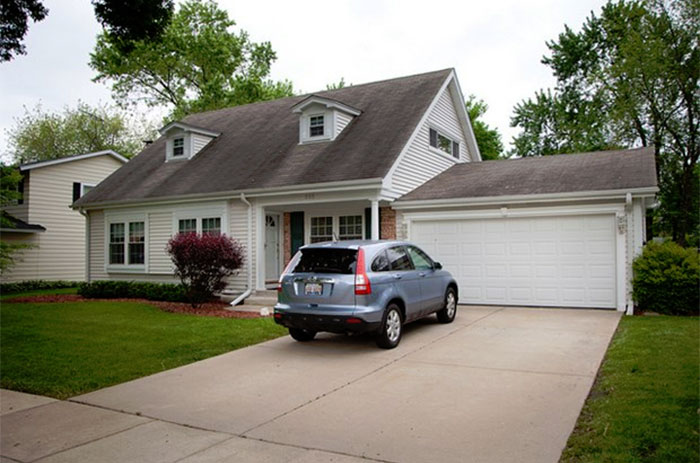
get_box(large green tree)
[465,95,504,160]
[6,102,156,163]
[0,165,31,273]
[92,0,174,53]
[510,0,699,245]
[90,0,293,119]
[0,0,48,61]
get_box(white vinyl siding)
[227,199,256,293]
[192,133,213,156]
[335,111,353,135]
[149,211,173,273]
[389,86,470,196]
[1,155,123,282]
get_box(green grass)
[0,300,286,399]
[0,287,78,300]
[561,316,699,463]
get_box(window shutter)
[290,211,304,256]
[17,176,24,205]
[452,141,460,158]
[73,182,81,202]
[429,128,438,148]
[365,208,371,239]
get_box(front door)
[265,214,280,284]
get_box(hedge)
[632,240,699,315]
[78,281,189,302]
[0,280,80,294]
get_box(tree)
[167,232,244,307]
[326,78,349,90]
[5,102,157,163]
[90,0,293,119]
[92,0,174,53]
[465,95,504,160]
[510,0,699,245]
[0,0,48,61]
[0,165,32,273]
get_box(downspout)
[78,208,90,283]
[230,193,253,306]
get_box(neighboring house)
[73,69,658,313]
[1,150,128,282]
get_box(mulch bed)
[3,294,263,319]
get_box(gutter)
[78,208,90,282]
[230,193,253,306]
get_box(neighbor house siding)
[389,85,469,196]
[2,155,123,283]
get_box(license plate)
[304,283,322,295]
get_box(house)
[72,69,658,313]
[1,150,127,282]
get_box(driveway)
[1,306,620,463]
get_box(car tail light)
[354,248,371,295]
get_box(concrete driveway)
[1,306,620,463]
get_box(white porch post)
[371,200,380,240]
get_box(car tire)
[376,304,403,349]
[289,328,316,342]
[436,288,457,323]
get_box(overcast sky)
[0,0,607,160]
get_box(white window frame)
[165,132,191,162]
[299,109,333,143]
[307,214,365,243]
[172,137,185,157]
[104,213,148,273]
[172,205,228,237]
[428,126,461,159]
[81,183,96,197]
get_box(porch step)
[244,292,278,306]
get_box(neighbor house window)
[109,223,125,264]
[309,115,324,137]
[178,218,197,234]
[339,215,363,240]
[429,128,460,158]
[173,137,185,157]
[310,216,333,243]
[202,217,221,235]
[129,222,145,264]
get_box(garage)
[411,214,617,309]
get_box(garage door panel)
[411,215,616,309]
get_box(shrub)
[632,241,699,315]
[78,281,188,302]
[167,233,244,307]
[1,280,80,294]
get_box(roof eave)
[291,96,362,116]
[19,150,128,171]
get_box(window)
[310,216,333,243]
[109,223,125,264]
[406,246,433,270]
[81,184,95,196]
[309,115,324,137]
[173,137,185,157]
[387,246,413,271]
[129,222,145,264]
[292,248,357,274]
[339,215,363,240]
[429,128,460,158]
[202,217,221,235]
[178,218,196,234]
[371,250,390,272]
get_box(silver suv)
[274,240,458,349]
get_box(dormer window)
[309,115,325,137]
[429,128,460,159]
[173,138,185,157]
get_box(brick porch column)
[380,207,397,239]
[283,212,291,265]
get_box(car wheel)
[289,328,316,342]
[376,304,403,349]
[436,288,457,323]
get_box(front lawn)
[561,315,699,462]
[0,300,286,399]
[0,287,78,300]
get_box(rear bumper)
[273,311,380,334]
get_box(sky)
[0,0,608,161]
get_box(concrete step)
[244,295,277,306]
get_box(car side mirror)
[434,262,443,270]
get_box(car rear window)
[292,248,358,274]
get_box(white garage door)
[411,215,617,309]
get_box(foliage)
[632,240,699,315]
[0,0,48,61]
[0,280,78,294]
[0,164,32,273]
[167,233,244,307]
[465,95,504,160]
[78,280,188,302]
[92,0,173,53]
[510,0,700,245]
[326,78,349,90]
[0,299,285,398]
[561,315,699,462]
[5,101,156,162]
[90,0,294,119]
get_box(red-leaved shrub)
[167,233,244,307]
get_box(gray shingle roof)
[398,147,658,202]
[75,69,452,207]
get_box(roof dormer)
[292,96,361,144]
[159,122,220,162]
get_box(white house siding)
[2,155,124,283]
[191,133,212,156]
[227,199,257,293]
[4,174,29,222]
[389,86,469,196]
[148,211,173,274]
[335,111,353,136]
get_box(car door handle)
[393,274,403,280]
[419,272,426,277]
